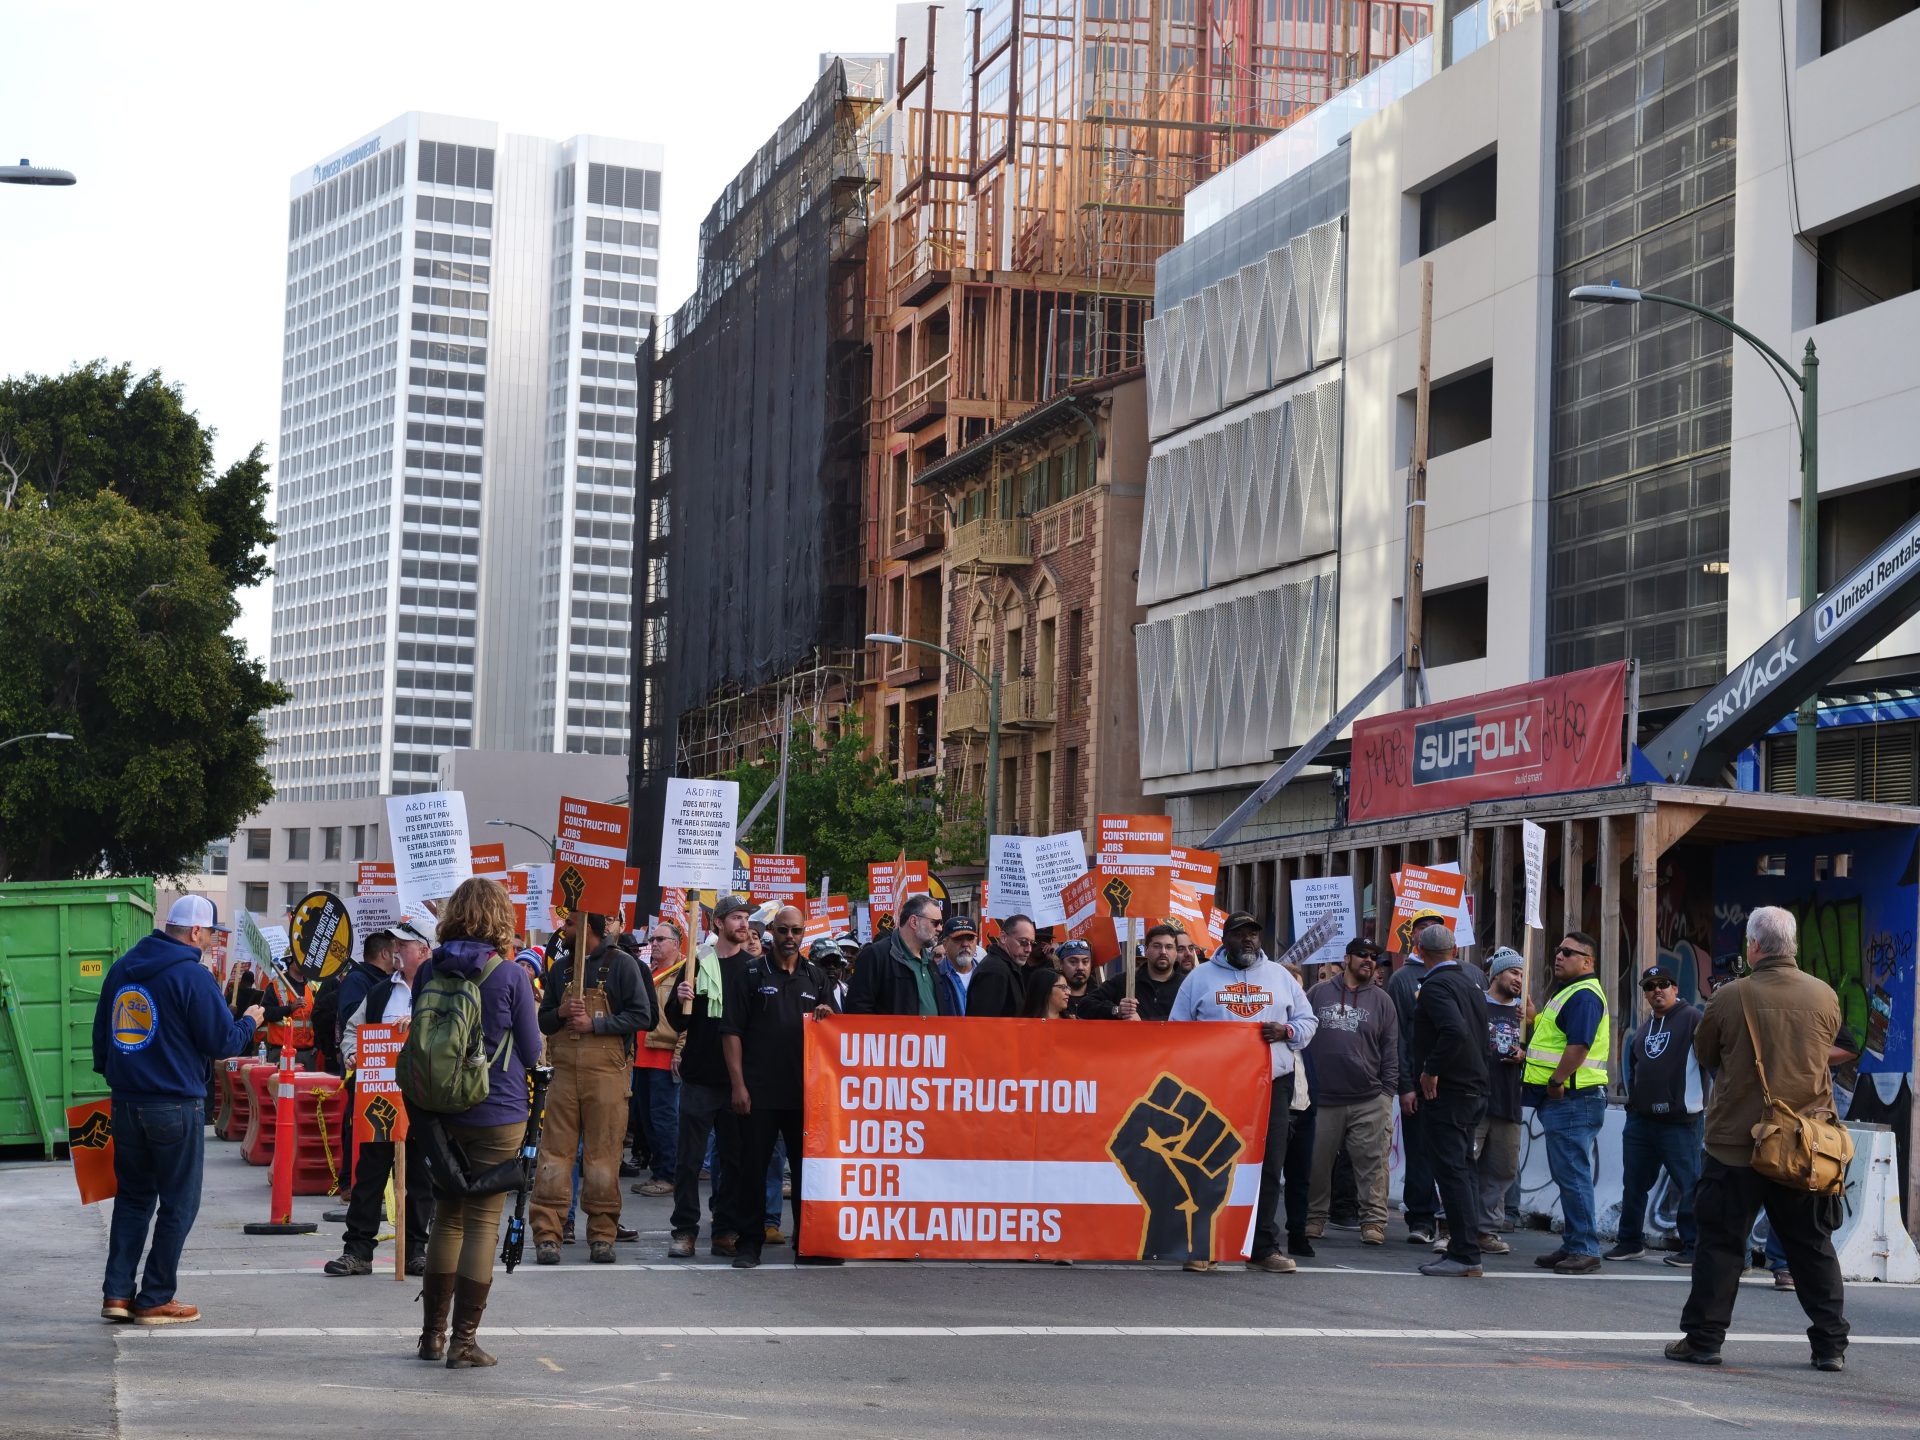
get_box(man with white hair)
[1667,906,1849,1372]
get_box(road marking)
[1652,1395,1754,1430]
[538,1356,563,1372]
[119,1326,1920,1343]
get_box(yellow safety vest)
[1523,975,1610,1089]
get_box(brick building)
[910,372,1150,839]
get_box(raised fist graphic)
[1107,1072,1245,1261]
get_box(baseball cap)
[166,894,230,933]
[1641,963,1677,987]
[1416,924,1457,953]
[380,919,432,945]
[1487,946,1524,977]
[1222,911,1262,934]
[714,894,752,920]
[941,914,978,938]
[1345,937,1382,959]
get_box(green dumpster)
[0,878,157,1155]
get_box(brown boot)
[445,1275,497,1369]
[417,1272,455,1362]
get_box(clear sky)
[1,0,903,661]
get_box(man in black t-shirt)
[722,905,840,1269]
[1471,948,1529,1257]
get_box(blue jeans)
[1536,1088,1606,1257]
[1616,1113,1701,1250]
[104,1099,205,1308]
[635,1067,680,1182]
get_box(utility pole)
[774,693,793,854]
[1402,260,1434,710]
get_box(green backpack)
[397,953,512,1115]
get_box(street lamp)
[0,159,77,186]
[1570,282,1821,795]
[0,731,74,751]
[868,631,1002,842]
[486,816,556,860]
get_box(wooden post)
[1634,809,1659,1035]
[1370,844,1387,940]
[392,1138,407,1282]
[1492,824,1512,952]
[1561,819,1583,934]
[1402,260,1434,709]
[1125,917,1139,1004]
[571,908,590,1000]
[1597,817,1622,1087]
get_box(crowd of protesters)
[92,879,1853,1376]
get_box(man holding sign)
[325,926,433,1278]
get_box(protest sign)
[346,893,403,962]
[1289,876,1357,969]
[867,861,930,923]
[1170,846,1220,901]
[386,791,473,914]
[356,862,396,896]
[1060,870,1122,967]
[1167,881,1209,941]
[805,895,851,944]
[257,924,291,961]
[750,854,809,905]
[985,832,1088,928]
[619,866,641,926]
[553,795,630,918]
[1413,860,1477,947]
[519,864,555,935]
[469,844,509,882]
[505,870,530,934]
[1206,907,1228,948]
[658,779,738,892]
[1521,820,1547,931]
[1387,864,1468,954]
[1097,814,1174,916]
[1278,909,1346,973]
[803,1018,1272,1262]
[288,892,352,986]
[66,1100,116,1204]
[353,1024,410,1144]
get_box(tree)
[0,363,286,881]
[725,713,979,896]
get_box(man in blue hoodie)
[93,896,264,1327]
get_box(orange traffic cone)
[243,1047,317,1236]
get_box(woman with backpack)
[408,878,542,1369]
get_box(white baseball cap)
[166,894,231,933]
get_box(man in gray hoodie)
[1304,938,1399,1245]
[1170,912,1318,1273]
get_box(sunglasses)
[771,924,805,936]
[1554,946,1593,959]
[1641,978,1675,990]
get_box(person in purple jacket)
[410,878,543,1369]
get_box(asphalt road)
[6,1140,1920,1440]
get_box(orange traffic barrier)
[244,1048,317,1236]
[239,1063,279,1165]
[289,1072,348,1197]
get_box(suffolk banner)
[802,1017,1272,1262]
[1346,661,1627,823]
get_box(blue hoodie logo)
[112,986,158,1053]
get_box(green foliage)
[725,714,978,897]
[0,363,286,881]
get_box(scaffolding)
[674,646,863,779]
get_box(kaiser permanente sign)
[1642,515,1920,785]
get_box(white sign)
[984,831,1088,929]
[519,864,555,936]
[1289,876,1357,968]
[346,894,403,962]
[1278,909,1346,973]
[258,924,291,960]
[659,778,739,892]
[386,791,474,915]
[1521,820,1547,931]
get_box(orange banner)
[802,1017,1272,1262]
[805,895,850,944]
[66,1099,116,1204]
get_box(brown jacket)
[1695,953,1841,1163]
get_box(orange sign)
[554,795,631,917]
[357,862,396,895]
[619,866,642,926]
[1096,814,1174,915]
[1170,846,1220,900]
[868,861,930,921]
[805,895,851,944]
[1061,870,1122,966]
[1387,864,1468,954]
[750,854,808,904]
[469,844,509,882]
[353,1023,409,1143]
[505,871,530,934]
[802,1018,1272,1261]
[1166,881,1208,939]
[66,1099,116,1204]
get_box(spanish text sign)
[1347,662,1627,823]
[802,1017,1271,1262]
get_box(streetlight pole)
[485,817,556,861]
[1570,284,1820,795]
[0,731,74,751]
[867,632,1002,841]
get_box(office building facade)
[273,112,662,802]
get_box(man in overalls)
[531,912,653,1264]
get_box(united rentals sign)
[1348,662,1628,823]
[1643,515,1920,784]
